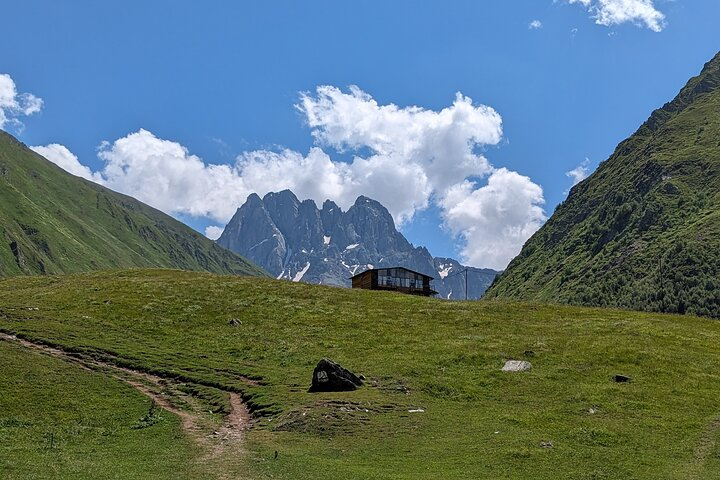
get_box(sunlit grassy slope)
[0,340,202,479]
[486,51,720,318]
[0,130,265,278]
[2,269,720,479]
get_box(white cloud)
[204,225,224,240]
[38,86,545,269]
[566,158,590,187]
[97,129,249,221]
[567,0,666,31]
[0,74,43,130]
[92,87,505,228]
[441,169,546,270]
[529,20,543,29]
[298,86,501,198]
[30,144,104,183]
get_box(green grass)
[2,269,720,478]
[0,339,202,479]
[0,130,266,278]
[486,51,720,318]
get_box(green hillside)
[2,270,720,479]
[0,340,205,479]
[0,130,265,277]
[485,52,720,318]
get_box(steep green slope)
[0,130,265,277]
[2,270,720,479]
[486,51,720,318]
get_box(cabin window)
[376,269,427,289]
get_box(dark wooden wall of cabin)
[352,270,374,290]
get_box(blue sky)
[2,1,719,269]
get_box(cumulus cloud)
[96,129,251,221]
[567,0,666,31]
[91,87,506,228]
[37,86,545,269]
[529,20,543,29]
[204,225,224,240]
[566,158,590,187]
[30,144,104,183]
[441,169,546,270]
[0,74,43,130]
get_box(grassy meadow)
[0,339,202,479]
[1,269,720,479]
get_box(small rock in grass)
[613,374,631,383]
[229,318,242,327]
[540,441,554,449]
[502,360,532,372]
[523,350,535,357]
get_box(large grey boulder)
[308,358,363,392]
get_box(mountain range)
[486,51,720,318]
[0,130,265,277]
[217,190,498,299]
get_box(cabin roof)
[349,266,435,281]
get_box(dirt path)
[0,332,252,457]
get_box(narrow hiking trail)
[0,332,253,459]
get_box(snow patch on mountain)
[293,262,311,282]
[438,264,453,279]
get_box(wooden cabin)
[350,267,437,297]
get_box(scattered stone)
[395,384,411,395]
[308,358,364,393]
[502,360,532,372]
[408,408,425,413]
[523,350,535,357]
[613,374,631,383]
[229,318,242,327]
[540,441,554,449]
[588,407,597,415]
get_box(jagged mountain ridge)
[0,130,266,277]
[217,190,498,299]
[485,51,720,318]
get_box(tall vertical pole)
[465,268,468,301]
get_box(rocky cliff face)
[217,190,498,299]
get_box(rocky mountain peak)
[217,191,499,298]
[322,199,340,211]
[245,192,263,204]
